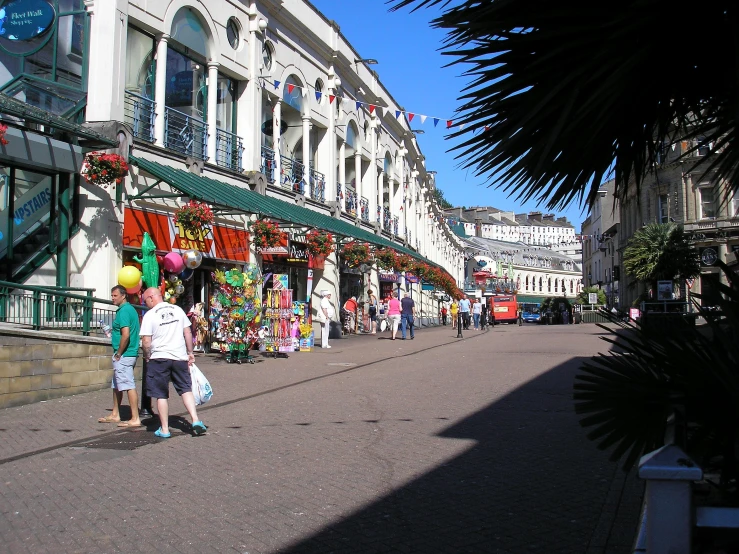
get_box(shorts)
[368,306,377,321]
[389,314,401,331]
[111,356,137,391]
[146,358,192,399]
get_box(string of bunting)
[268,78,462,131]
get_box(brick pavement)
[0,323,643,553]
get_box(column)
[377,168,384,229]
[370,117,378,226]
[243,21,262,175]
[302,114,311,198]
[154,34,169,146]
[273,100,282,186]
[207,62,219,162]
[354,151,362,221]
[327,73,337,206]
[338,141,346,197]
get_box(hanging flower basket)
[0,124,9,146]
[394,253,413,272]
[174,201,214,234]
[374,248,398,270]
[81,152,129,187]
[305,229,335,257]
[252,219,283,249]
[341,241,372,267]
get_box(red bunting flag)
[369,104,376,114]
[408,113,415,122]
[287,84,295,94]
[446,120,453,128]
[329,95,335,104]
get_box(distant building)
[581,181,620,308]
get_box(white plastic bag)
[190,363,213,405]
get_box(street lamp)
[354,58,378,65]
[410,129,425,135]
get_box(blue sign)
[0,0,55,42]
[165,70,195,108]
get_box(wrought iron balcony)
[346,188,357,215]
[336,182,343,204]
[376,205,382,224]
[164,106,208,161]
[360,197,369,222]
[383,207,391,229]
[280,156,305,194]
[215,127,243,172]
[405,229,412,244]
[261,146,276,183]
[393,216,399,236]
[309,168,326,203]
[124,90,155,143]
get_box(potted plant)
[341,241,372,267]
[252,219,283,249]
[81,152,129,187]
[174,201,215,235]
[0,123,9,146]
[374,248,398,270]
[305,229,334,269]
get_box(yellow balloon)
[118,266,142,289]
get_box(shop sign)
[700,246,718,267]
[422,283,435,291]
[286,241,308,265]
[378,270,399,282]
[0,0,56,42]
[0,177,51,257]
[123,207,250,262]
[259,235,289,257]
[405,272,419,284]
[165,70,195,107]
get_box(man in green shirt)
[98,285,142,427]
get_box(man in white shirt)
[458,295,472,330]
[140,288,207,438]
[319,290,334,349]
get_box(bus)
[488,294,518,324]
[519,302,542,323]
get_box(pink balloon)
[163,252,185,273]
[126,279,143,295]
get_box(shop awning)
[130,156,438,266]
[517,295,548,304]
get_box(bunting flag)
[287,83,295,94]
[316,91,322,102]
[274,80,281,90]
[396,110,402,119]
[369,104,375,114]
[356,101,362,111]
[408,113,415,122]
[433,118,440,127]
[329,95,335,104]
[420,115,427,124]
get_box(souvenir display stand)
[263,279,293,358]
[209,265,263,364]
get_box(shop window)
[216,74,236,132]
[165,47,206,119]
[657,193,668,223]
[125,26,155,98]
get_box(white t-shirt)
[320,296,334,321]
[140,302,191,361]
[473,302,483,315]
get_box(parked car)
[522,310,541,323]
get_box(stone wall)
[0,328,142,409]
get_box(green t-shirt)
[112,302,140,357]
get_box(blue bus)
[519,302,541,323]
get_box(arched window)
[282,75,303,112]
[525,275,529,290]
[171,8,208,57]
[548,278,551,292]
[539,277,542,292]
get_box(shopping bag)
[190,363,213,405]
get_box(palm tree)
[622,223,700,296]
[390,0,738,210]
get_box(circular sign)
[701,247,718,266]
[0,0,56,42]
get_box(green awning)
[130,156,438,266]
[0,92,117,148]
[517,295,548,304]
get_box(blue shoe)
[154,427,171,438]
[192,421,207,436]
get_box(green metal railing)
[0,281,146,337]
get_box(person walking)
[139,288,206,438]
[480,300,488,331]
[450,299,459,329]
[458,295,472,330]
[400,292,416,340]
[440,303,448,326]
[517,307,523,326]
[367,289,378,334]
[98,285,142,427]
[472,298,482,330]
[319,290,334,348]
[387,291,402,340]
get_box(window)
[657,193,668,223]
[699,185,716,219]
[733,194,739,218]
[226,18,240,50]
[262,41,274,71]
[125,26,155,97]
[696,136,712,157]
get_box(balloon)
[182,249,203,269]
[168,297,177,304]
[118,266,142,289]
[163,252,185,273]
[180,268,194,281]
[175,284,185,295]
[126,279,143,294]
[175,279,182,287]
[168,273,179,284]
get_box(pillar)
[154,34,169,146]
[273,100,282,186]
[207,62,219,162]
[338,141,346,194]
[354,151,362,220]
[302,114,311,197]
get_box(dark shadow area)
[281,355,643,554]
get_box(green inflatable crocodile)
[133,231,160,290]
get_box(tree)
[622,223,700,295]
[575,286,607,306]
[390,0,738,210]
[433,187,453,209]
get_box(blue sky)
[310,0,587,231]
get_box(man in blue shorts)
[140,288,207,438]
[98,285,141,427]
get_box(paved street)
[0,323,642,553]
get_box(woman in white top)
[472,299,483,330]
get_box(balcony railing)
[280,156,305,194]
[346,188,357,215]
[336,182,343,204]
[164,107,208,161]
[393,216,399,236]
[215,127,243,172]
[405,229,412,244]
[376,206,382,224]
[360,197,369,222]
[383,207,391,229]
[261,146,276,183]
[309,168,326,203]
[124,90,155,143]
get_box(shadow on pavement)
[281,355,643,554]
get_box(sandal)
[117,421,143,428]
[98,415,120,423]
[154,428,171,438]
[192,421,207,436]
